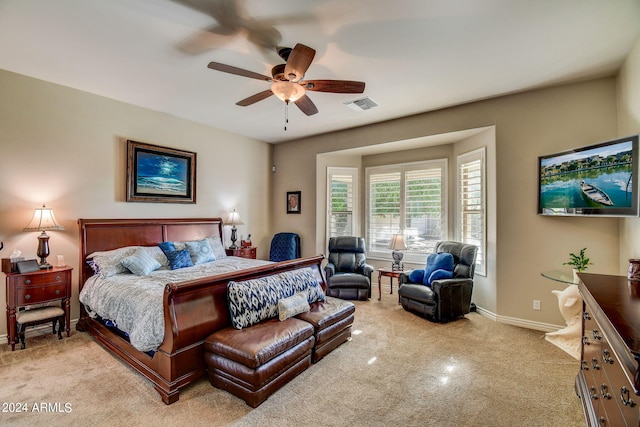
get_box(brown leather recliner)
[398,241,477,322]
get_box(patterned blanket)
[79,257,272,352]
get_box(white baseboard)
[474,306,561,333]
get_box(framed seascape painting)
[287,191,301,214]
[126,140,196,203]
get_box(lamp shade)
[388,234,407,251]
[23,205,65,231]
[226,209,243,226]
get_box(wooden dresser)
[576,273,640,426]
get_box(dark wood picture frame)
[126,140,196,203]
[287,191,301,214]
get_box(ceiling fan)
[172,0,313,56]
[207,43,366,120]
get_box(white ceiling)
[1,0,639,144]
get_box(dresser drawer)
[14,271,67,287]
[17,282,66,305]
[226,247,257,259]
[600,341,640,426]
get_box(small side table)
[226,247,257,259]
[5,265,72,351]
[377,268,404,301]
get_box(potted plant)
[564,247,592,283]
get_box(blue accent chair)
[269,232,301,262]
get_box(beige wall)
[273,77,620,328]
[618,37,640,270]
[0,69,272,338]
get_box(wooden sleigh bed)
[77,218,326,404]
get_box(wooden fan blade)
[236,89,273,106]
[294,95,318,116]
[302,80,365,94]
[207,62,272,82]
[284,43,316,82]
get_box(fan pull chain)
[284,100,289,131]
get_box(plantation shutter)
[366,159,447,259]
[458,148,486,276]
[368,171,401,252]
[405,167,444,254]
[327,167,356,238]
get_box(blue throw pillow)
[165,249,193,270]
[408,269,425,283]
[159,241,176,254]
[428,268,453,284]
[423,253,454,285]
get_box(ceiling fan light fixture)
[271,81,305,102]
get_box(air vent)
[344,97,378,111]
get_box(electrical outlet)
[533,300,541,310]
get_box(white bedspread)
[79,256,272,352]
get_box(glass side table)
[540,270,579,285]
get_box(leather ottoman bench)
[296,296,355,363]
[204,317,314,408]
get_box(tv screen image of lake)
[540,145,633,209]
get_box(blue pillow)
[165,249,193,270]
[408,269,425,283]
[159,241,176,254]
[428,268,453,284]
[423,253,454,285]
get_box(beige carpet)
[0,288,584,427]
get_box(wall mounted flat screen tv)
[538,134,639,217]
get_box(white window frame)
[326,167,358,242]
[365,159,448,263]
[457,147,486,276]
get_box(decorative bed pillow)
[87,246,139,278]
[227,275,284,329]
[184,238,215,264]
[227,267,325,329]
[159,241,176,254]
[86,259,100,275]
[278,268,325,304]
[278,292,310,321]
[423,253,454,285]
[121,248,162,276]
[164,249,193,270]
[138,246,168,267]
[159,242,194,270]
[207,236,227,260]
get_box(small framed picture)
[286,191,301,214]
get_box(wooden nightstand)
[5,266,72,351]
[226,247,257,259]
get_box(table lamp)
[23,205,65,269]
[226,209,243,249]
[388,233,407,271]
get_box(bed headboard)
[78,218,224,286]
